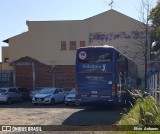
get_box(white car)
[32,87,66,105]
[0,87,22,104]
[64,88,76,106]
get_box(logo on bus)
[79,51,87,60]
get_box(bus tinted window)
[78,49,112,63]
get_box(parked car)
[30,87,53,99]
[64,88,76,106]
[0,87,22,104]
[17,87,29,100]
[63,88,73,95]
[29,88,42,99]
[32,87,66,105]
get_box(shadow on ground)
[62,107,126,126]
[0,100,78,109]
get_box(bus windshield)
[78,49,112,63]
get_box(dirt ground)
[0,101,125,133]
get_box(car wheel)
[7,98,12,105]
[50,98,55,105]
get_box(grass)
[119,90,160,125]
[117,89,160,134]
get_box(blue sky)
[0,0,157,62]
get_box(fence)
[147,68,160,102]
[0,70,13,87]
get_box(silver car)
[29,89,41,99]
[64,88,76,106]
[0,87,23,104]
[32,87,66,105]
[29,87,51,99]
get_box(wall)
[87,10,149,79]
[13,56,53,90]
[1,46,12,70]
[7,10,150,81]
[54,65,75,88]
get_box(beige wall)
[6,10,150,79]
[1,46,12,70]
[1,63,13,70]
[87,10,149,79]
[2,46,9,62]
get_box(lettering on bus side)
[82,64,107,72]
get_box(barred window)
[61,41,66,50]
[80,41,85,47]
[70,41,77,50]
[4,58,9,63]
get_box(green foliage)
[150,2,160,51]
[119,90,160,126]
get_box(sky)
[0,0,157,62]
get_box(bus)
[75,45,138,107]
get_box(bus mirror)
[137,78,141,85]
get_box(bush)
[119,90,160,126]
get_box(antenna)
[104,0,115,9]
[108,0,114,9]
[103,0,121,10]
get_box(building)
[2,9,151,90]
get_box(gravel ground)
[0,101,125,134]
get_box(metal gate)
[0,70,13,87]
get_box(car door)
[53,89,60,102]
[12,88,21,101]
[58,88,65,101]
[8,88,17,101]
[14,88,22,101]
[18,88,29,100]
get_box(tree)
[150,2,160,52]
[136,0,152,90]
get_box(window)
[54,89,59,94]
[4,58,9,63]
[78,49,112,63]
[59,89,63,92]
[80,41,85,47]
[18,88,28,92]
[70,41,77,50]
[9,88,18,93]
[61,41,66,50]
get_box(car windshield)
[69,89,75,94]
[0,89,7,93]
[38,89,55,94]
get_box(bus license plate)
[91,95,98,98]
